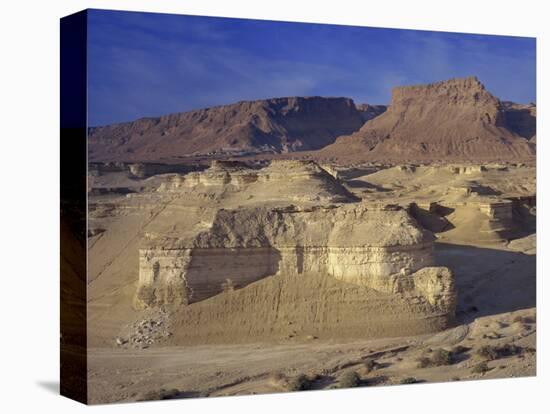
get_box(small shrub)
[477,344,524,361]
[338,371,361,388]
[471,362,489,374]
[451,376,460,381]
[432,349,452,366]
[138,388,182,401]
[416,357,431,368]
[363,358,377,373]
[502,344,523,356]
[477,345,499,360]
[400,377,418,384]
[417,348,456,368]
[287,374,313,391]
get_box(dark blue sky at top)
[87,9,536,127]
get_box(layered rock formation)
[86,151,534,348]
[157,159,358,204]
[318,77,535,162]
[89,161,204,179]
[135,203,455,314]
[88,97,367,161]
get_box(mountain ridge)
[88,96,370,162]
[88,77,535,163]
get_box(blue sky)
[87,9,536,126]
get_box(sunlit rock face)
[318,77,535,163]
[135,203,455,316]
[157,160,358,204]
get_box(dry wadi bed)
[88,307,535,403]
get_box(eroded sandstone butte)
[122,160,457,343]
[317,77,535,162]
[88,97,368,162]
[135,204,454,308]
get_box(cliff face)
[355,103,387,123]
[318,77,535,162]
[88,97,366,161]
[501,101,537,140]
[135,204,455,314]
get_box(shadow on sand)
[344,180,391,191]
[434,242,536,325]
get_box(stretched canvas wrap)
[60,8,537,405]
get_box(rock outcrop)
[501,101,536,140]
[89,161,204,179]
[88,97,367,161]
[157,159,358,204]
[355,103,387,123]
[135,203,455,316]
[318,77,535,162]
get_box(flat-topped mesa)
[392,76,491,103]
[135,203,456,318]
[317,76,535,162]
[157,159,358,204]
[391,77,504,125]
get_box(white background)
[0,0,547,412]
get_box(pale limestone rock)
[156,160,357,204]
[412,267,456,309]
[134,202,455,313]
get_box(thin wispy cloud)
[87,10,536,126]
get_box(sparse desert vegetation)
[286,374,314,392]
[400,377,419,385]
[476,344,524,361]
[471,362,490,375]
[338,371,361,388]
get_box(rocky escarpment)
[88,96,367,162]
[501,101,536,140]
[355,103,387,123]
[318,77,535,162]
[135,204,455,316]
[89,161,205,179]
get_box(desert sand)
[82,77,536,403]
